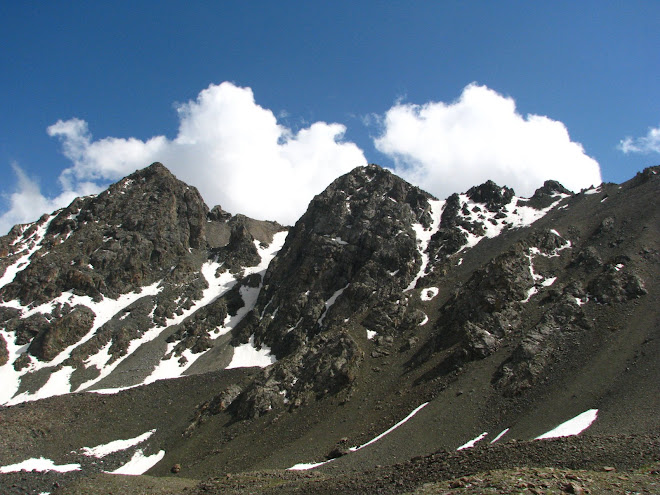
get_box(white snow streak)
[490,428,509,444]
[405,200,444,292]
[287,402,429,471]
[107,449,165,475]
[288,460,333,471]
[318,283,350,326]
[457,431,488,450]
[349,402,429,452]
[0,457,80,473]
[80,429,155,458]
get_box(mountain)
[0,162,658,494]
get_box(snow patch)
[6,366,76,405]
[81,429,155,457]
[420,287,439,301]
[535,409,598,439]
[0,457,80,473]
[366,330,377,340]
[405,200,444,292]
[490,428,509,444]
[318,283,350,326]
[107,449,165,475]
[226,335,276,369]
[457,432,488,450]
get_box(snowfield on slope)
[0,230,288,405]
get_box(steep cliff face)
[1,162,208,305]
[227,164,437,417]
[0,162,285,403]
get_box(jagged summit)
[0,162,658,494]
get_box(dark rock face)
[466,180,515,211]
[0,162,286,398]
[28,305,95,361]
[1,163,210,305]
[0,333,8,366]
[588,269,647,304]
[494,295,592,396]
[234,165,434,357]
[523,180,573,209]
[213,216,261,273]
[411,245,534,375]
[233,331,362,419]
[228,165,436,418]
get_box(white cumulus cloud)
[42,82,366,227]
[0,164,101,235]
[618,125,660,154]
[377,83,602,198]
[1,82,605,235]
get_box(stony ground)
[2,432,657,494]
[184,434,660,495]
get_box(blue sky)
[1,2,658,232]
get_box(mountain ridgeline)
[0,162,658,494]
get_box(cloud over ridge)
[45,82,367,226]
[1,82,604,234]
[375,83,602,199]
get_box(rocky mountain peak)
[466,180,515,211]
[0,162,657,495]
[0,163,209,306]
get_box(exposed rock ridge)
[228,164,436,418]
[0,162,285,400]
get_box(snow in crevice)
[366,329,377,340]
[520,232,571,304]
[318,283,350,326]
[456,194,568,254]
[286,317,303,334]
[0,214,54,291]
[120,230,289,386]
[405,200,444,292]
